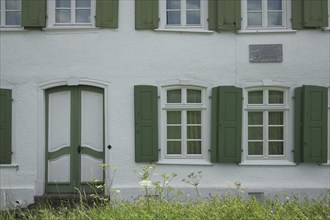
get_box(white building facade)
[0,0,329,208]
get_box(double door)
[45,86,104,193]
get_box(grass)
[1,195,329,220]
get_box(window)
[162,87,206,159]
[0,0,21,27]
[242,0,290,30]
[158,0,207,30]
[245,88,288,160]
[48,0,96,27]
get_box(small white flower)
[139,180,152,188]
[115,189,121,193]
[165,181,169,184]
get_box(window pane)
[248,142,263,155]
[248,127,263,140]
[269,127,283,140]
[167,126,181,139]
[187,141,201,154]
[167,141,181,154]
[76,0,91,7]
[186,11,200,25]
[56,0,70,8]
[76,9,91,23]
[269,90,283,104]
[167,11,181,25]
[167,111,181,124]
[187,89,201,103]
[247,0,262,10]
[56,9,71,23]
[187,111,201,124]
[248,12,262,26]
[269,112,283,125]
[248,91,263,104]
[187,0,200,9]
[187,126,201,139]
[268,0,282,10]
[269,142,283,155]
[167,89,181,103]
[6,0,21,10]
[248,112,263,125]
[268,12,282,26]
[167,0,180,9]
[6,11,21,25]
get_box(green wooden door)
[45,86,104,193]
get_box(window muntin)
[49,0,95,27]
[244,0,286,29]
[246,89,286,159]
[163,87,205,159]
[0,0,21,27]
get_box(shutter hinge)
[45,15,48,19]
[291,150,295,152]
[158,148,161,152]
[241,149,243,152]
[208,149,211,152]
[12,99,14,102]
[209,96,212,99]
[158,96,160,99]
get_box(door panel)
[48,155,70,183]
[80,155,103,182]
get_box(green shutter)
[209,0,241,32]
[135,0,158,30]
[211,86,242,163]
[218,0,241,31]
[292,0,328,29]
[302,85,328,163]
[0,89,12,164]
[22,0,46,28]
[294,87,302,163]
[303,0,328,27]
[292,0,303,30]
[134,85,158,162]
[96,0,119,28]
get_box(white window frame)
[48,0,96,28]
[0,0,21,28]
[241,0,292,31]
[243,87,290,162]
[158,0,208,31]
[160,85,207,161]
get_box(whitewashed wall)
[0,0,329,208]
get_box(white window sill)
[0,164,19,170]
[0,27,26,32]
[321,160,330,165]
[42,27,99,34]
[157,159,213,166]
[239,160,296,166]
[322,27,330,31]
[238,29,297,34]
[155,28,213,34]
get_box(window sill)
[321,160,330,166]
[155,28,213,34]
[322,27,330,31]
[0,27,26,32]
[0,164,19,170]
[239,160,296,166]
[157,159,213,166]
[42,27,99,34]
[238,29,297,34]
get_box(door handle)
[77,145,81,154]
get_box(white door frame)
[36,78,110,195]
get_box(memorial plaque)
[249,44,283,63]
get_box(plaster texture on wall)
[0,2,329,207]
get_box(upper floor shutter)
[209,0,241,32]
[0,89,12,164]
[135,0,159,30]
[292,0,328,29]
[22,0,46,28]
[134,85,159,162]
[96,0,119,28]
